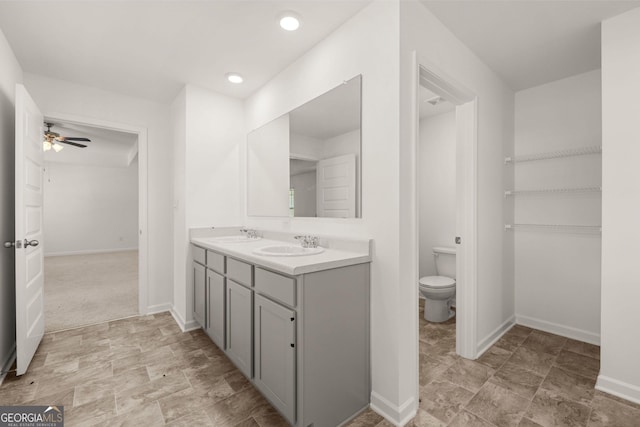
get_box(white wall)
[43,161,138,256]
[0,27,23,380]
[598,6,640,404]
[244,1,404,421]
[514,70,602,344]
[418,112,456,278]
[400,0,515,420]
[23,73,173,312]
[172,84,244,328]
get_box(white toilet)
[419,246,456,323]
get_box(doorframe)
[411,54,478,362]
[42,112,149,316]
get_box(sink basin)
[253,245,324,257]
[207,235,262,244]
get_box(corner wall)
[599,6,640,404]
[400,0,515,417]
[244,1,405,422]
[0,26,23,382]
[171,84,244,328]
[23,73,174,312]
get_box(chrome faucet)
[294,235,319,248]
[240,228,259,239]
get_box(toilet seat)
[419,275,455,289]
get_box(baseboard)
[146,303,172,315]
[516,314,600,345]
[170,307,200,332]
[0,343,16,386]
[476,315,515,357]
[45,247,139,257]
[596,375,640,405]
[370,391,416,426]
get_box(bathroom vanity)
[190,228,371,427]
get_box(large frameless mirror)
[247,75,362,218]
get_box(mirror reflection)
[247,75,362,218]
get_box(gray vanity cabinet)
[206,269,225,349]
[189,241,370,427]
[226,279,253,378]
[192,257,206,328]
[254,293,296,424]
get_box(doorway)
[413,60,478,378]
[42,120,140,331]
[43,113,149,327]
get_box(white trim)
[170,307,200,332]
[477,316,515,357]
[596,375,640,405]
[146,303,172,315]
[516,314,600,345]
[370,391,417,427]
[45,247,138,257]
[42,112,149,316]
[455,99,478,360]
[0,343,16,385]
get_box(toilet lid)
[419,276,455,289]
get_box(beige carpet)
[44,250,138,332]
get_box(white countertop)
[190,228,372,276]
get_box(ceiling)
[1,1,639,107]
[44,121,138,167]
[421,0,640,91]
[0,1,370,103]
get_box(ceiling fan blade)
[59,140,87,148]
[62,137,91,142]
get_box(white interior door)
[14,84,45,376]
[316,153,356,218]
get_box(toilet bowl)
[419,276,455,322]
[419,246,456,323]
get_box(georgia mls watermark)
[0,406,63,427]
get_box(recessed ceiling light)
[279,12,301,31]
[226,72,244,84]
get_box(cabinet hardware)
[290,343,295,348]
[290,317,294,321]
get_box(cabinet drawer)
[206,250,225,273]
[192,245,206,265]
[227,258,252,286]
[255,268,296,307]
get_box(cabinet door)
[226,280,253,378]
[206,269,225,350]
[193,262,206,328]
[254,294,296,424]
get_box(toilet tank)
[433,246,456,279]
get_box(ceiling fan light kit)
[43,122,91,152]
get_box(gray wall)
[0,27,23,377]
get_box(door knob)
[23,239,39,247]
[3,241,14,248]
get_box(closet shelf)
[504,145,601,164]
[504,224,602,234]
[504,186,602,197]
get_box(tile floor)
[1,304,639,426]
[347,301,640,427]
[0,312,289,426]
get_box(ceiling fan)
[43,122,91,152]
